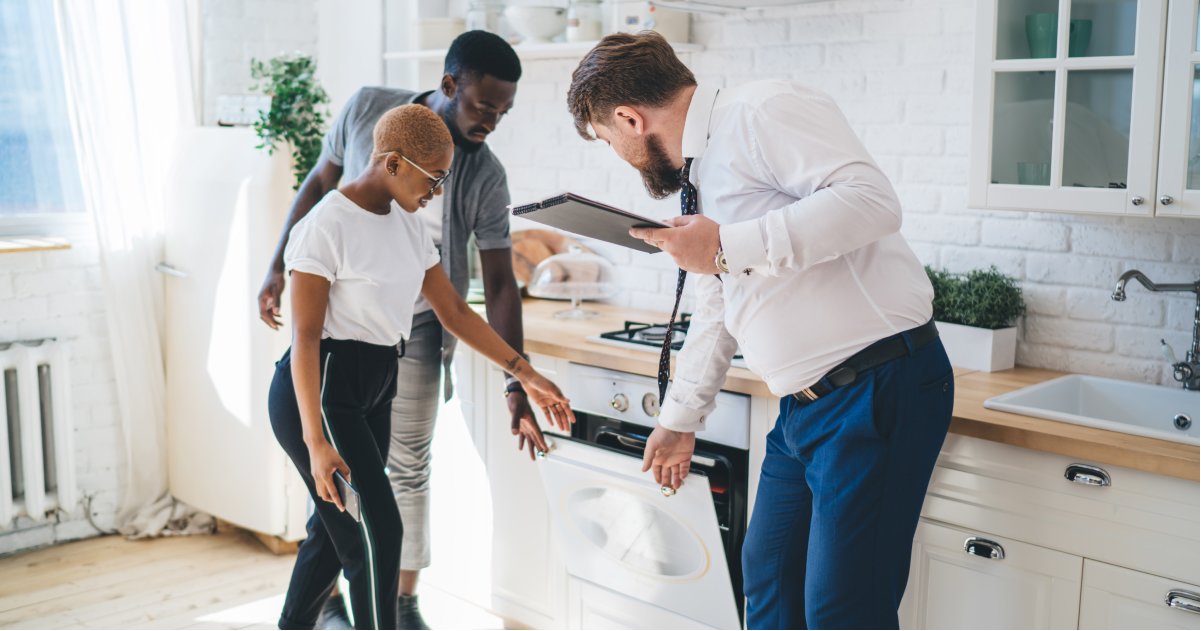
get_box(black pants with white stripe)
[269,339,401,630]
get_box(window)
[0,0,83,218]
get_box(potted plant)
[250,54,329,190]
[926,265,1026,372]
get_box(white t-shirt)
[284,190,440,347]
[412,192,444,315]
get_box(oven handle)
[594,427,718,468]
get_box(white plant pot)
[935,321,1016,372]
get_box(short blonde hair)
[372,104,453,164]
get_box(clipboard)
[510,192,668,254]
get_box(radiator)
[0,339,76,528]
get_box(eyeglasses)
[396,153,452,197]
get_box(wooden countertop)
[510,298,1200,481]
[516,298,775,397]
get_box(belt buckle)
[797,387,819,402]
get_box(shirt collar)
[410,90,433,105]
[681,83,720,160]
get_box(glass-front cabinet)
[970,0,1199,217]
[1155,0,1200,216]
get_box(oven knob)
[610,393,629,412]
[642,393,660,417]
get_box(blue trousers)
[742,335,954,630]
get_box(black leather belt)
[792,320,940,405]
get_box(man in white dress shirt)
[567,32,955,629]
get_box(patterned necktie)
[657,158,698,406]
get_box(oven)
[538,363,750,629]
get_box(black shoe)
[396,594,431,630]
[315,593,353,630]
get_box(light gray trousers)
[388,309,444,571]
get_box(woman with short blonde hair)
[268,104,573,630]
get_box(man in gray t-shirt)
[257,32,536,631]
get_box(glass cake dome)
[526,245,617,319]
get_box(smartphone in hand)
[333,470,361,523]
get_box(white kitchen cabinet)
[922,434,1200,586]
[457,347,568,629]
[1078,559,1200,629]
[899,519,1083,630]
[969,0,1198,217]
[566,577,717,630]
[1153,0,1201,216]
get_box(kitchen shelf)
[383,40,702,62]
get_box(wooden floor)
[0,528,505,629]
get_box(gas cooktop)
[589,313,746,366]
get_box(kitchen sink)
[984,375,1200,446]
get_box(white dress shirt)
[658,80,934,433]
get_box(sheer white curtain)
[54,0,208,536]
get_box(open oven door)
[538,437,740,630]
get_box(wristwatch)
[715,247,730,274]
[502,377,525,399]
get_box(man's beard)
[638,134,684,200]
[442,94,485,154]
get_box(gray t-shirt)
[320,86,513,374]
[320,86,512,300]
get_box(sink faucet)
[1112,270,1200,390]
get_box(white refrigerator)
[162,126,309,541]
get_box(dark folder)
[510,192,669,254]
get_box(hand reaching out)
[508,391,550,461]
[522,372,575,431]
[641,424,696,491]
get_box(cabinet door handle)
[1065,463,1111,487]
[1131,196,1145,206]
[964,537,1005,560]
[1165,590,1200,614]
[1160,195,1175,206]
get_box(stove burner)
[636,325,684,344]
[594,314,745,363]
[597,314,693,351]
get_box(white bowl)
[503,5,566,44]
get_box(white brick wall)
[0,221,124,555]
[193,0,1197,388]
[485,0,1199,387]
[202,0,319,125]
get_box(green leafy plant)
[250,54,329,190]
[925,265,1026,330]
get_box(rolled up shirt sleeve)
[657,274,740,433]
[718,91,903,278]
[284,218,339,283]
